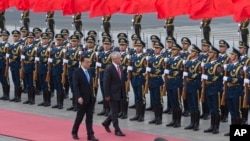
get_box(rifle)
[220,68,227,106]
[19,45,25,79]
[181,61,187,100]
[144,57,150,94]
[94,53,99,88]
[4,44,9,77]
[33,47,38,81]
[126,55,132,93]
[243,70,249,108]
[200,63,206,102]
[45,47,52,82]
[161,60,167,96]
[61,48,68,84]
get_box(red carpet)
[0,109,187,141]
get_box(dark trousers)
[167,88,181,110]
[187,90,199,112]
[103,100,121,131]
[206,94,220,115]
[72,102,95,136]
[74,21,82,32]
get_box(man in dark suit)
[102,51,126,136]
[71,55,98,141]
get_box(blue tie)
[85,70,90,83]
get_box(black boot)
[67,94,76,111]
[15,86,22,102]
[212,114,220,134]
[38,90,46,106]
[130,104,139,121]
[166,109,176,126]
[241,108,248,125]
[138,104,145,122]
[146,100,153,111]
[185,112,195,129]
[224,117,235,136]
[204,115,214,133]
[149,106,157,124]
[173,109,182,128]
[97,100,106,116]
[155,106,163,125]
[44,90,51,107]
[201,102,209,120]
[10,86,19,102]
[52,93,60,108]
[193,111,200,131]
[29,88,35,105]
[97,100,104,104]
[58,93,64,109]
[1,85,9,100]
[23,88,31,104]
[182,99,189,117]
[221,105,228,122]
[129,104,136,109]
[163,98,172,114]
[120,101,128,119]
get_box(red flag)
[62,0,90,15]
[33,0,63,12]
[155,0,189,19]
[0,0,9,11]
[89,0,121,18]
[119,0,156,14]
[233,0,250,22]
[213,0,233,17]
[16,0,35,10]
[9,0,18,7]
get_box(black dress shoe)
[72,134,79,140]
[97,100,103,104]
[145,106,153,111]
[102,123,111,133]
[87,135,99,141]
[67,106,74,111]
[129,104,135,109]
[115,131,125,136]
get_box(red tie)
[117,66,121,79]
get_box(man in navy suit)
[102,51,126,136]
[71,55,98,141]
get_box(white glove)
[243,66,247,71]
[48,58,53,63]
[47,47,51,52]
[5,43,9,48]
[126,54,131,59]
[164,57,168,63]
[146,67,151,72]
[63,48,67,53]
[21,55,25,60]
[95,62,101,67]
[146,55,150,60]
[201,74,208,80]
[201,62,206,67]
[6,53,10,58]
[95,52,99,56]
[34,47,37,51]
[182,60,186,65]
[164,69,169,74]
[183,71,188,77]
[244,78,250,84]
[143,48,147,53]
[223,64,228,70]
[223,76,228,82]
[78,51,82,55]
[127,66,133,71]
[35,57,40,62]
[63,59,68,64]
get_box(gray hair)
[111,51,121,60]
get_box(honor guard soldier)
[117,33,128,40]
[33,27,42,46]
[50,34,65,109]
[35,33,51,106]
[87,30,99,51]
[117,38,129,119]
[21,32,36,105]
[96,38,112,116]
[61,29,70,47]
[19,26,28,46]
[74,30,84,48]
[102,15,111,34]
[63,35,81,110]
[132,14,142,38]
[164,17,175,37]
[72,13,82,32]
[199,39,211,120]
[147,41,164,125]
[243,58,250,125]
[162,36,176,114]
[21,10,30,31]
[183,44,202,131]
[8,30,22,102]
[202,46,223,134]
[0,10,5,31]
[238,18,249,45]
[218,40,230,123]
[238,41,249,125]
[45,28,55,43]
[127,39,146,122]
[223,48,244,136]
[180,37,191,117]
[150,35,160,46]
[82,36,98,101]
[200,18,212,41]
[0,30,10,100]
[46,11,55,33]
[164,42,183,128]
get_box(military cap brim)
[181,37,191,45]
[209,46,220,54]
[191,44,201,53]
[219,40,230,48]
[172,43,182,50]
[201,39,211,46]
[153,41,164,49]
[231,47,241,57]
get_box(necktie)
[85,70,90,83]
[117,66,121,79]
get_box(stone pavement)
[1,23,248,141]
